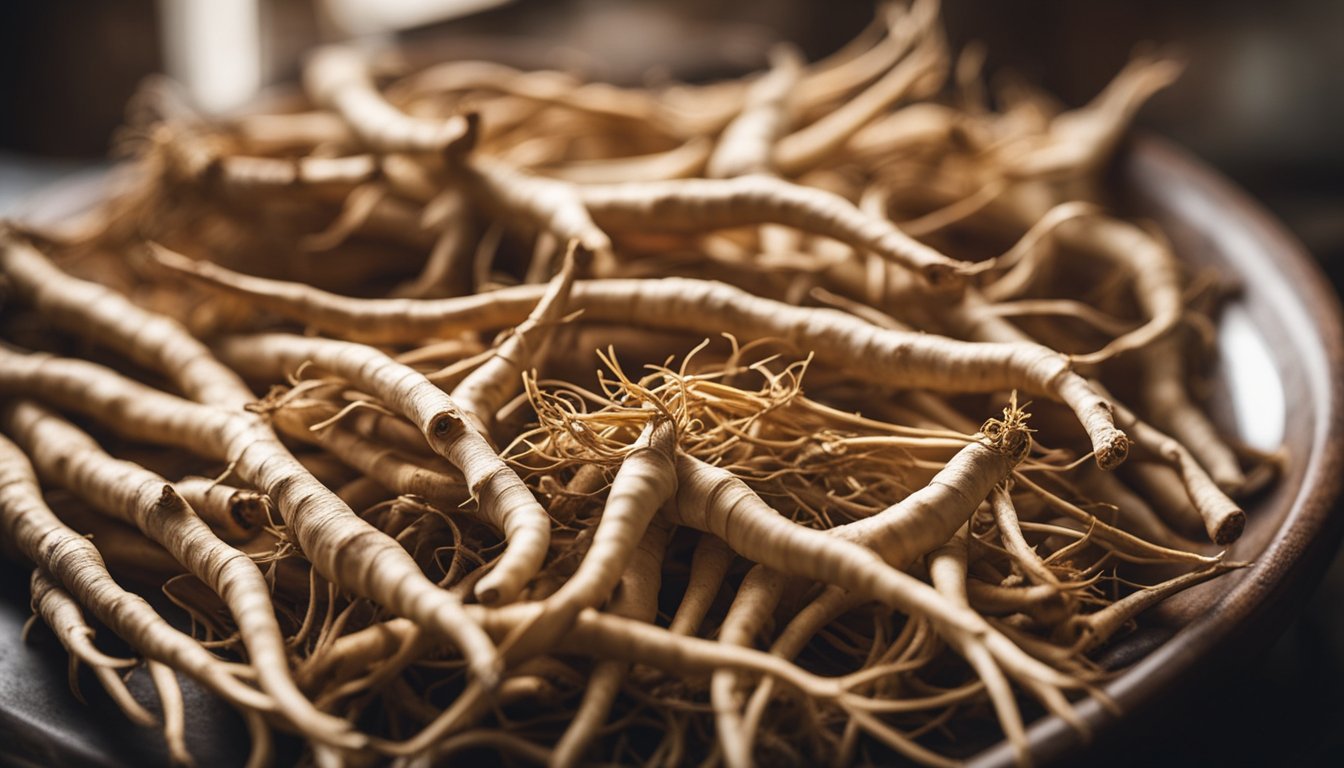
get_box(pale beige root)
[46,501,186,587]
[0,349,231,455]
[174,477,271,543]
[194,153,382,197]
[304,45,475,155]
[712,565,787,768]
[1138,331,1245,493]
[1000,56,1183,180]
[2,239,500,677]
[551,519,673,768]
[667,533,735,636]
[462,158,614,262]
[343,630,584,757]
[465,604,980,768]
[1122,461,1208,538]
[386,58,683,133]
[335,192,440,251]
[0,400,359,749]
[791,0,926,111]
[297,617,413,691]
[0,432,274,719]
[397,336,489,371]
[954,201,1101,305]
[719,404,1035,763]
[142,260,1128,467]
[545,462,610,526]
[983,300,1136,338]
[417,44,899,142]
[927,529,1032,766]
[990,487,1062,590]
[1055,216,1184,366]
[267,403,470,509]
[543,137,712,184]
[503,417,677,662]
[301,183,393,252]
[1064,563,1239,652]
[578,176,981,288]
[400,730,551,767]
[211,333,549,605]
[450,242,581,436]
[1103,391,1245,545]
[27,569,155,728]
[1009,473,1219,567]
[966,581,1070,623]
[257,395,429,459]
[392,189,474,298]
[1,236,252,408]
[1071,466,1194,551]
[669,453,1087,737]
[137,120,377,211]
[845,102,959,163]
[706,46,804,179]
[469,604,843,698]
[147,660,193,766]
[775,12,945,176]
[0,347,500,687]
[736,585,863,763]
[831,399,1033,567]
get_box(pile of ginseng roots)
[0,2,1280,766]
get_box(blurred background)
[1,0,1341,765]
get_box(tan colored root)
[927,529,1031,766]
[501,416,677,666]
[706,46,803,179]
[775,9,945,176]
[212,332,550,605]
[1138,331,1245,493]
[0,432,276,719]
[145,258,1128,468]
[174,477,271,543]
[463,158,614,263]
[2,235,253,408]
[450,241,581,435]
[27,569,154,727]
[544,137,712,184]
[305,45,476,155]
[0,345,500,687]
[551,519,673,768]
[148,660,193,766]
[1104,392,1245,545]
[2,400,360,749]
[267,402,470,508]
[667,533,735,636]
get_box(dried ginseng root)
[0,3,1265,766]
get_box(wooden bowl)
[2,137,1342,767]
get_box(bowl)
[2,136,1341,767]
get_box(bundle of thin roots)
[0,1,1279,765]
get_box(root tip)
[1095,432,1129,470]
[923,262,969,293]
[1212,510,1246,545]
